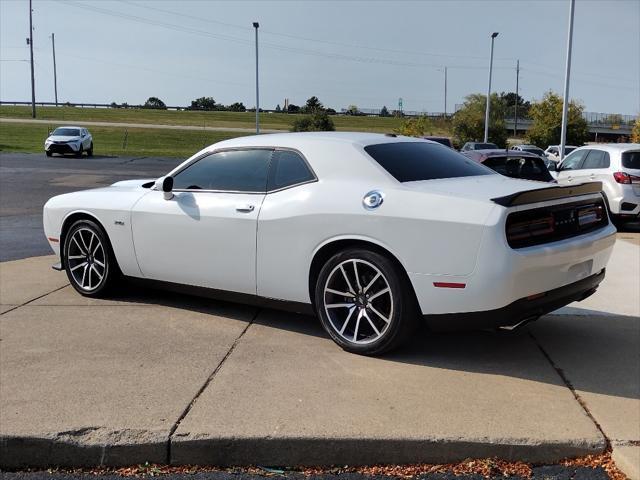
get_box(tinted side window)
[365,142,493,182]
[267,150,315,191]
[560,149,589,170]
[622,151,640,169]
[582,150,610,169]
[173,149,272,192]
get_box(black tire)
[45,150,52,157]
[314,248,418,355]
[75,145,83,158]
[63,219,118,297]
[87,142,93,157]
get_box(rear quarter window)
[364,142,493,182]
[622,151,640,169]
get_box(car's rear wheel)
[87,142,94,157]
[63,220,117,297]
[315,248,418,355]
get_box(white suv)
[556,143,640,221]
[45,126,93,157]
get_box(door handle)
[235,204,255,213]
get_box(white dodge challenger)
[43,132,616,355]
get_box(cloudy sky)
[1,0,639,115]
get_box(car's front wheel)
[315,248,418,355]
[75,146,83,158]
[63,219,117,297]
[45,150,52,157]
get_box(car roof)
[209,131,437,150]
[54,125,84,129]
[576,143,640,153]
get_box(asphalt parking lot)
[0,152,182,261]
[0,151,638,477]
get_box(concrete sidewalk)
[0,236,638,476]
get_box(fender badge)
[114,220,125,226]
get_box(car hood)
[111,179,155,189]
[47,135,81,142]
[402,174,551,203]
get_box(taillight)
[507,215,555,243]
[613,172,640,184]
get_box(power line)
[118,0,497,62]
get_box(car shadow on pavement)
[384,312,639,401]
[98,282,639,401]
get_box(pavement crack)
[0,284,69,316]
[529,331,611,450]
[166,307,260,463]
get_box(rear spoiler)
[491,182,603,207]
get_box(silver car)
[556,143,640,221]
[45,126,94,157]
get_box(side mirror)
[155,176,174,200]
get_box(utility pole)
[514,59,520,137]
[559,0,576,162]
[484,32,499,143]
[51,33,58,106]
[253,22,260,134]
[444,66,448,116]
[28,0,36,118]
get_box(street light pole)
[483,32,499,143]
[28,0,36,118]
[514,59,519,137]
[444,66,448,117]
[51,33,58,106]
[559,0,576,162]
[253,22,260,134]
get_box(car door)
[556,149,590,185]
[579,149,610,185]
[131,148,273,294]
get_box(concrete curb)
[0,434,167,468]
[1,434,606,468]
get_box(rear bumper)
[424,269,605,332]
[608,184,640,216]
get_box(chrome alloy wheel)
[67,227,106,292]
[323,259,393,345]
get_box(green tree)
[346,104,359,115]
[286,104,300,113]
[379,106,390,117]
[395,116,433,137]
[500,91,531,118]
[275,104,281,112]
[452,93,508,147]
[527,91,588,147]
[143,97,167,109]
[290,111,335,132]
[302,96,325,113]
[189,97,217,110]
[227,102,246,112]
[631,118,640,143]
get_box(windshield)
[564,146,576,154]
[365,142,493,182]
[52,128,80,137]
[483,156,552,182]
[474,143,498,150]
[522,147,545,156]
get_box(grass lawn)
[0,122,248,158]
[0,105,452,135]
